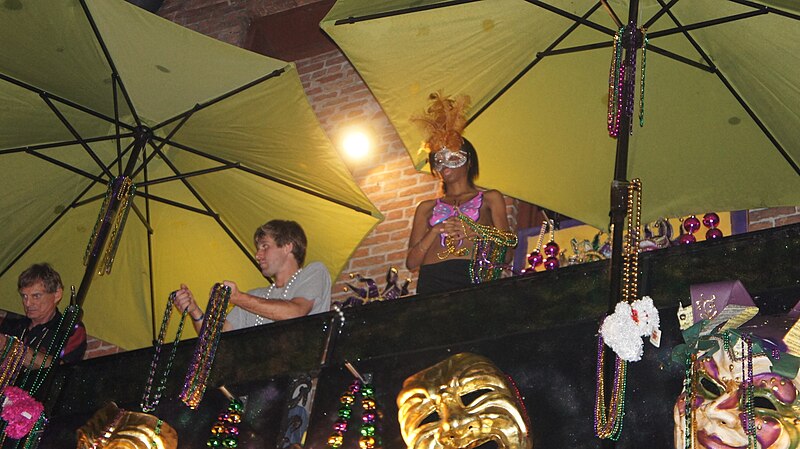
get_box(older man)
[0,263,87,364]
[174,219,332,332]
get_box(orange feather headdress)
[412,91,471,155]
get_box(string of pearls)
[255,268,303,326]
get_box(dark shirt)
[0,310,87,364]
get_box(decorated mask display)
[76,402,178,449]
[397,352,531,449]
[673,280,800,449]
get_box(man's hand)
[223,280,242,305]
[173,284,203,320]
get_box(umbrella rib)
[129,202,154,235]
[645,44,715,72]
[656,0,800,175]
[643,0,680,29]
[647,9,768,39]
[0,134,132,155]
[152,69,286,132]
[728,0,800,21]
[0,73,134,131]
[41,94,114,179]
[470,2,604,124]
[525,0,615,36]
[24,149,106,184]
[77,0,142,128]
[538,41,612,57]
[137,163,240,187]
[153,136,375,216]
[141,145,260,268]
[331,0,481,25]
[134,191,215,217]
[131,108,196,179]
[0,183,96,279]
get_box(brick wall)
[747,207,800,231]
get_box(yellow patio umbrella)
[0,0,382,349]
[321,0,800,231]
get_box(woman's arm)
[406,201,444,271]
[484,190,511,231]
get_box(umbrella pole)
[608,0,642,314]
[74,127,149,307]
[602,2,642,447]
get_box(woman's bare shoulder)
[481,189,506,203]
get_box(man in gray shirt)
[174,219,331,331]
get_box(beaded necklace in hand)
[254,268,303,326]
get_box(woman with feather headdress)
[406,92,516,295]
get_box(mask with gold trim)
[397,352,532,449]
[673,281,800,449]
[674,332,800,449]
[76,402,178,449]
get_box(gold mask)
[76,402,178,449]
[397,353,532,449]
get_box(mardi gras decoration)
[0,303,81,446]
[595,179,660,441]
[141,292,187,413]
[672,280,800,449]
[325,374,382,449]
[397,353,531,449]
[76,402,177,449]
[608,26,648,137]
[206,390,244,449]
[84,176,136,276]
[181,283,230,409]
[335,268,410,309]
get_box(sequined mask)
[674,335,800,449]
[397,353,532,449]
[76,402,178,449]
[433,149,468,172]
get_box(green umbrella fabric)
[321,0,800,231]
[0,0,382,349]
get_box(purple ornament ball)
[544,241,560,258]
[527,250,543,267]
[544,256,559,270]
[703,212,720,229]
[683,215,701,234]
[678,234,696,245]
[706,228,723,240]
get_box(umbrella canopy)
[0,0,382,349]
[321,0,800,231]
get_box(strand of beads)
[141,291,188,412]
[19,304,80,395]
[595,179,641,441]
[458,214,518,283]
[543,220,560,271]
[526,220,548,270]
[207,398,243,448]
[436,220,470,260]
[682,353,696,449]
[255,268,303,326]
[594,333,627,440]
[702,213,723,240]
[326,379,382,449]
[742,335,756,449]
[607,27,624,137]
[639,34,648,127]
[0,337,26,391]
[181,283,230,409]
